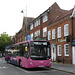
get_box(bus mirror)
[25,47,28,51]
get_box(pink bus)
[5,40,51,68]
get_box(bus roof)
[6,40,50,47]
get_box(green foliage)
[0,32,12,52]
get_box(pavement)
[51,62,75,74]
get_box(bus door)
[23,42,29,67]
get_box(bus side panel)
[16,56,30,68]
[21,57,29,68]
[16,56,24,66]
[10,57,18,65]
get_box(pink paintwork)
[16,56,51,68]
[5,40,51,68]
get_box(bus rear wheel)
[7,58,10,63]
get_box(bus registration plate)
[39,66,44,67]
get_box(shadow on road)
[8,63,51,72]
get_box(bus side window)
[24,42,29,59]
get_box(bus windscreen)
[30,41,50,60]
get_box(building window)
[43,27,47,37]
[38,19,40,25]
[64,44,69,56]
[31,33,33,40]
[57,45,61,56]
[35,30,40,37]
[30,23,33,30]
[64,24,69,36]
[35,19,40,27]
[48,30,51,40]
[57,27,61,38]
[35,21,37,27]
[43,14,48,23]
[52,29,55,39]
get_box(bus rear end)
[28,41,51,68]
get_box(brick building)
[29,2,75,64]
[47,9,74,64]
[30,3,68,40]
[12,17,34,43]
[12,2,75,64]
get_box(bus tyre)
[19,61,22,67]
[7,58,10,63]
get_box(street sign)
[27,35,31,41]
[72,41,75,46]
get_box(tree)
[0,32,12,52]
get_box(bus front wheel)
[19,60,22,67]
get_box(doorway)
[51,44,56,62]
[72,47,75,64]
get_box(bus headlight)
[48,61,51,64]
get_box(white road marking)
[0,67,8,69]
[52,70,57,72]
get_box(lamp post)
[21,5,27,41]
[25,5,27,41]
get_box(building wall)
[30,2,68,40]
[29,2,74,64]
[12,2,75,64]
[48,15,72,64]
[30,10,50,40]
[73,18,75,40]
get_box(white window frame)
[30,23,33,30]
[52,29,55,39]
[31,33,33,40]
[35,21,37,27]
[64,44,69,56]
[43,27,47,37]
[64,24,69,36]
[57,27,61,38]
[43,14,48,23]
[35,19,40,27]
[35,30,40,37]
[48,30,51,40]
[57,45,62,56]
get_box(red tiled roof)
[55,8,73,21]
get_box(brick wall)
[48,15,72,64]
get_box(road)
[0,57,74,75]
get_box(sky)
[0,0,75,36]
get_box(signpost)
[27,35,31,41]
[72,41,75,46]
